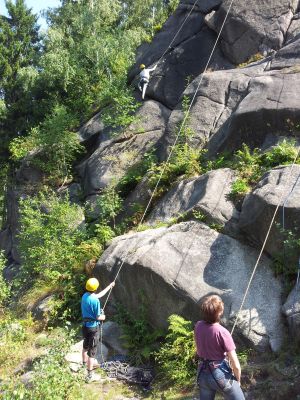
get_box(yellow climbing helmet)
[86,277,99,292]
[140,63,145,69]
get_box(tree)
[0,0,40,149]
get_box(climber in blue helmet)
[138,63,158,100]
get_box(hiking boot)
[85,371,101,383]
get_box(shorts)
[82,325,100,358]
[140,78,149,86]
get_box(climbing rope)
[231,149,300,335]
[102,0,236,313]
[156,0,202,66]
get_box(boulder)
[65,339,109,365]
[286,13,300,43]
[115,174,152,226]
[147,168,240,236]
[126,100,171,134]
[180,0,222,13]
[84,194,102,222]
[163,67,300,157]
[78,130,163,197]
[95,221,284,351]
[269,36,300,70]
[20,371,34,388]
[0,228,12,259]
[129,3,205,82]
[15,161,43,184]
[77,101,170,197]
[102,321,128,355]
[77,108,115,144]
[31,295,55,321]
[205,0,299,64]
[0,189,21,264]
[135,27,233,108]
[282,284,300,342]
[3,263,21,282]
[239,166,300,257]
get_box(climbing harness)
[197,359,235,391]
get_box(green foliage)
[237,348,252,367]
[273,227,300,283]
[260,139,299,169]
[0,0,41,145]
[9,105,83,182]
[203,140,300,199]
[115,293,163,365]
[0,252,10,307]
[86,186,123,245]
[17,190,101,323]
[0,160,9,228]
[230,178,251,199]
[118,151,157,197]
[94,186,123,225]
[238,52,264,68]
[39,0,176,122]
[192,210,207,222]
[101,86,140,129]
[155,314,196,386]
[1,328,86,400]
[0,313,35,373]
[94,223,116,246]
[148,143,202,197]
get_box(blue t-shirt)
[81,292,101,328]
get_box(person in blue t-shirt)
[81,277,115,382]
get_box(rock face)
[96,221,284,351]
[147,168,240,236]
[205,0,299,64]
[102,321,128,356]
[282,284,300,342]
[239,166,300,257]
[77,101,170,197]
[3,0,300,355]
[130,2,233,108]
[0,189,21,265]
[162,65,300,158]
[269,36,300,70]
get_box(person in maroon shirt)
[194,295,245,400]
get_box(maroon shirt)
[194,320,236,360]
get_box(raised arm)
[227,350,242,383]
[148,64,158,72]
[95,282,115,299]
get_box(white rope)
[231,149,300,335]
[102,0,236,312]
[156,0,201,66]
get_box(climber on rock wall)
[138,63,157,99]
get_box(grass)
[0,312,44,379]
